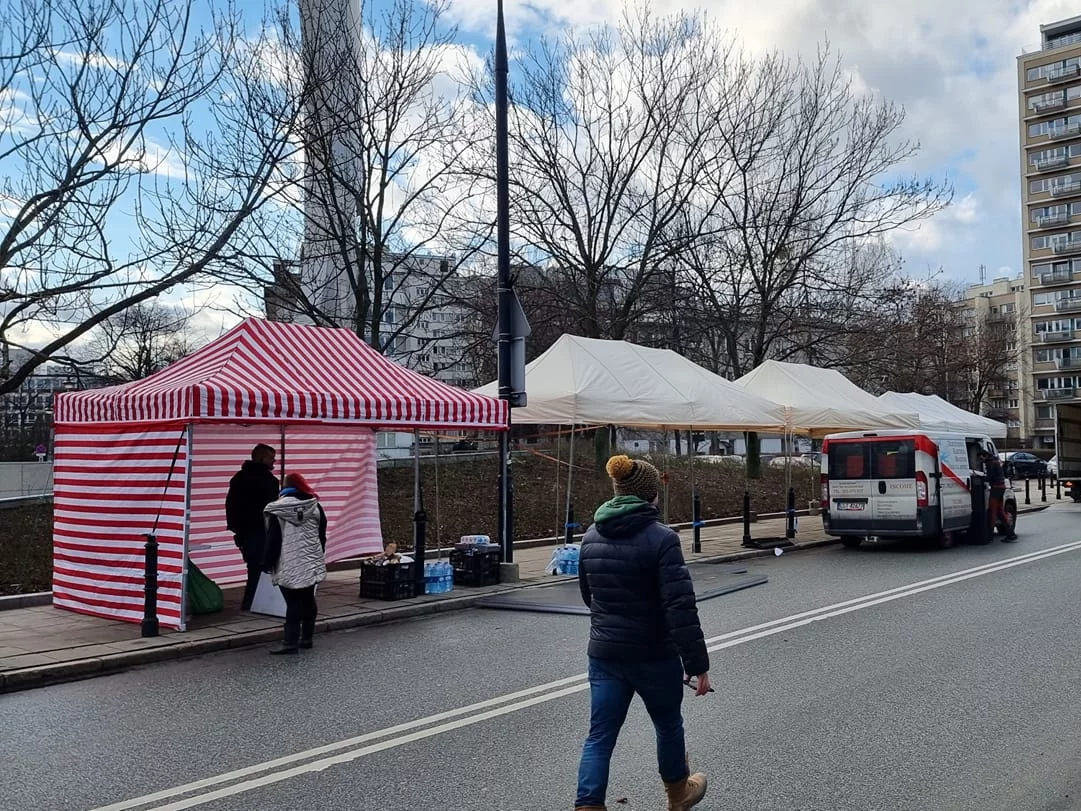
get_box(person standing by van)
[574,454,711,811]
[980,450,1017,542]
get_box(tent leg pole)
[413,431,427,590]
[564,425,576,546]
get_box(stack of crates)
[449,544,502,587]
[359,561,416,601]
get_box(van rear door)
[867,439,919,533]
[826,441,873,533]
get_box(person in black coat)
[574,454,711,811]
[225,443,279,610]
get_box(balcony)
[1036,211,1072,227]
[1034,154,1071,172]
[1048,123,1081,140]
[1051,238,1081,253]
[1048,63,1081,83]
[986,408,1011,420]
[1055,297,1081,312]
[1050,180,1081,197]
[1040,329,1076,342]
[1043,387,1078,400]
[1033,96,1068,114]
[1056,355,1078,369]
[1040,269,1075,284]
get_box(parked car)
[1048,455,1058,478]
[1004,452,1048,479]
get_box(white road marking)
[93,539,1081,811]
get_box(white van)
[820,430,1017,549]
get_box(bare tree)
[80,302,192,383]
[684,47,951,380]
[473,9,730,340]
[0,0,305,395]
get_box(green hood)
[593,495,650,524]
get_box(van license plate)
[837,502,866,511]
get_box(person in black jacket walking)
[574,455,711,811]
[225,443,280,610]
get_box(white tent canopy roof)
[734,360,922,437]
[878,392,1007,439]
[472,334,788,431]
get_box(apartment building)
[963,275,1030,440]
[1018,15,1081,448]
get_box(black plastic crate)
[450,546,502,587]
[359,561,416,601]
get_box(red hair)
[284,472,317,497]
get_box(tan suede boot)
[663,754,708,811]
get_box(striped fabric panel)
[55,318,508,430]
[52,426,189,629]
[186,424,383,587]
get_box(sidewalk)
[0,500,1060,694]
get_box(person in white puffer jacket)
[262,472,328,655]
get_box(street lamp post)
[494,0,528,564]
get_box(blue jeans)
[575,656,689,806]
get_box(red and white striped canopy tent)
[52,318,507,630]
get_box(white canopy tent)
[473,334,787,431]
[474,334,788,541]
[878,392,1007,440]
[734,360,922,437]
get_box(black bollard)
[413,508,428,593]
[1041,474,1047,503]
[1025,477,1031,506]
[141,533,159,638]
[785,487,796,539]
[564,503,576,547]
[692,492,702,554]
[1057,476,1062,500]
[742,490,753,547]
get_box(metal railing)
[1034,154,1071,171]
[1048,123,1081,140]
[1054,297,1081,312]
[1043,387,1078,400]
[1046,37,1081,55]
[1039,269,1074,284]
[1051,238,1081,253]
[1036,212,1071,227]
[1040,329,1076,342]
[1050,181,1081,196]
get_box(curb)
[0,539,835,695]
[0,592,51,612]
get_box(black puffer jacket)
[225,461,279,538]
[578,497,709,677]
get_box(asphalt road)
[3,503,1081,811]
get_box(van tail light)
[915,471,929,507]
[820,473,829,509]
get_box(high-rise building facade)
[1017,15,1081,448]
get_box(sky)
[441,0,1077,287]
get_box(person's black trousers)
[279,585,318,649]
[238,533,265,611]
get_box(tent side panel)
[284,426,383,562]
[187,425,284,585]
[52,425,189,629]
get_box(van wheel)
[935,531,955,550]
[841,538,862,549]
